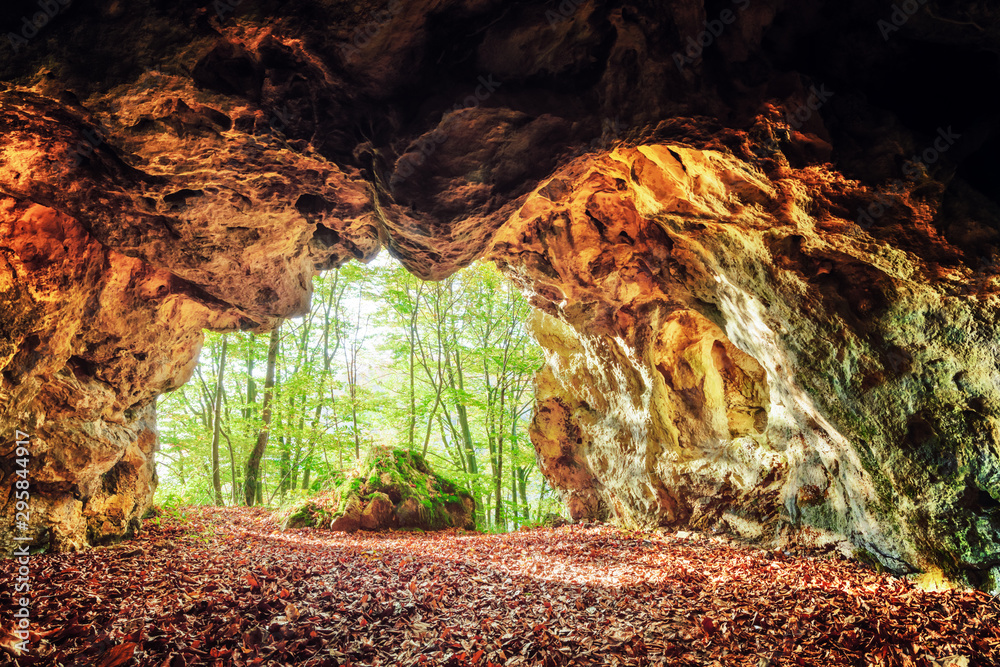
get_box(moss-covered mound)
[278,448,475,532]
[276,491,342,530]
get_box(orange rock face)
[490,142,1000,588]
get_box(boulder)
[360,493,395,531]
[329,496,362,533]
[278,448,476,533]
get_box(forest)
[154,259,561,531]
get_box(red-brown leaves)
[0,506,998,666]
[95,642,137,667]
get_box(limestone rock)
[489,143,1000,590]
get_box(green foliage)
[155,259,553,532]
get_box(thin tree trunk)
[536,478,549,522]
[518,468,530,522]
[344,304,367,462]
[449,351,477,475]
[420,390,442,457]
[279,437,291,500]
[245,326,280,506]
[278,398,292,499]
[493,447,503,528]
[222,424,238,505]
[510,455,518,529]
[211,337,228,506]
[300,443,315,490]
[406,282,422,451]
[244,334,256,420]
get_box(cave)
[2,0,1000,662]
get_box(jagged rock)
[490,142,1000,590]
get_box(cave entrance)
[154,257,560,532]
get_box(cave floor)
[1,507,997,667]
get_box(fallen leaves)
[94,642,137,667]
[0,506,997,666]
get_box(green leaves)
[156,258,551,530]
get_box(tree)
[245,325,280,506]
[154,258,560,529]
[210,337,228,506]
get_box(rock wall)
[1,0,998,589]
[488,143,1000,590]
[0,87,379,552]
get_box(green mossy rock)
[277,448,476,533]
[276,491,340,530]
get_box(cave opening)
[154,256,562,534]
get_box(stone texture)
[360,493,394,531]
[1,0,999,590]
[489,143,1000,590]
[330,496,362,533]
[0,87,378,554]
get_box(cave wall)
[488,143,1000,590]
[0,87,380,551]
[1,0,999,589]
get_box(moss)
[275,492,341,529]
[853,547,886,572]
[315,446,476,531]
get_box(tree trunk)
[279,398,293,500]
[518,469,529,522]
[211,337,228,506]
[279,436,291,501]
[536,478,549,522]
[300,443,315,490]
[450,351,477,476]
[244,334,256,420]
[510,456,518,529]
[222,424,238,505]
[245,326,280,506]
[493,444,503,528]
